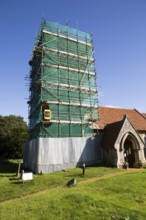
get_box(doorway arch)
[124,137,135,167]
[121,133,140,168]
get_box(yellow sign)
[44,109,51,120]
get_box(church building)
[97,107,146,168]
[24,19,146,173]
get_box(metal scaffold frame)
[28,19,98,139]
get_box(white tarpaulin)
[23,137,101,173]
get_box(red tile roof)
[142,113,146,119]
[97,107,146,131]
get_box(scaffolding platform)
[28,19,98,139]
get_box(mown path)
[0,168,143,204]
[79,168,142,184]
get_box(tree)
[0,115,28,160]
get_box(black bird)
[66,178,76,187]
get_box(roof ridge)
[99,106,135,111]
[134,108,146,121]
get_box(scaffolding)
[28,19,98,139]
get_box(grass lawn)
[0,160,146,219]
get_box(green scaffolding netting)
[28,19,98,139]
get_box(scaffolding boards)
[28,20,98,139]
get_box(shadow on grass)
[9,177,20,181]
[0,174,15,178]
[12,181,23,185]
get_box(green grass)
[0,160,146,219]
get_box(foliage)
[0,115,28,159]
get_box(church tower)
[24,20,99,173]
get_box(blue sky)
[0,0,146,122]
